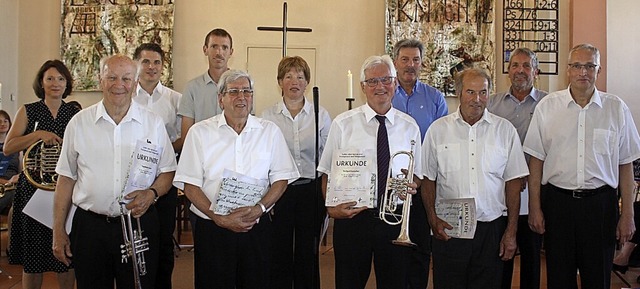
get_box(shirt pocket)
[483,145,508,177]
[436,143,460,173]
[250,151,271,177]
[593,129,615,155]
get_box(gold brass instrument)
[379,140,416,247]
[23,140,60,191]
[120,203,149,289]
[0,182,16,199]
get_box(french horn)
[23,140,60,191]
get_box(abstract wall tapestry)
[385,0,495,97]
[61,0,175,91]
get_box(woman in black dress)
[4,60,80,289]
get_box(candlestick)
[347,70,354,100]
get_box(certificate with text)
[325,149,376,208]
[212,169,268,215]
[122,139,163,202]
[435,198,477,239]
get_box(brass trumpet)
[23,140,60,191]
[379,140,416,247]
[0,182,16,199]
[120,203,149,289]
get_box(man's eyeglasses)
[224,89,254,97]
[363,76,395,87]
[568,63,599,72]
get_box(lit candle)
[347,70,354,100]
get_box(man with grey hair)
[173,69,299,289]
[487,47,547,289]
[525,43,640,288]
[53,54,177,288]
[392,38,448,289]
[318,55,422,289]
[422,67,528,289]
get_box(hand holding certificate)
[212,169,269,215]
[325,149,377,208]
[435,198,477,239]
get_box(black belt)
[80,207,121,223]
[549,184,613,199]
[291,178,314,186]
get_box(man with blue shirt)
[392,38,448,289]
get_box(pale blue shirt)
[178,72,222,123]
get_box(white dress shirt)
[133,82,182,142]
[523,87,640,190]
[422,108,529,222]
[173,114,300,220]
[56,101,178,217]
[261,98,331,179]
[318,103,423,198]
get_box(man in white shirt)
[52,55,177,289]
[173,70,299,289]
[133,43,182,289]
[524,43,640,289]
[487,47,547,289]
[421,68,528,289]
[318,55,422,289]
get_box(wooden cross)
[257,2,313,58]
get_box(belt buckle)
[572,189,585,199]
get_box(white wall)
[0,0,19,115]
[607,0,640,132]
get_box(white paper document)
[325,149,376,208]
[435,197,477,239]
[122,139,162,202]
[212,169,269,215]
[23,188,76,233]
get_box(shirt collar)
[135,82,164,101]
[363,103,396,125]
[505,86,542,103]
[564,86,603,108]
[94,100,142,125]
[396,80,419,96]
[215,114,262,132]
[277,98,312,117]
[453,107,491,126]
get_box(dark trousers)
[542,184,617,289]
[270,180,326,289]
[333,209,411,289]
[193,214,271,289]
[155,187,177,289]
[501,214,542,289]
[408,193,431,289]
[71,206,160,289]
[432,217,506,289]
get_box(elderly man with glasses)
[173,69,300,289]
[318,55,422,289]
[525,43,640,289]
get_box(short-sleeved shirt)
[487,87,547,215]
[56,101,177,217]
[177,72,222,123]
[133,82,182,142]
[318,103,423,199]
[173,114,300,220]
[523,87,640,190]
[422,109,529,221]
[261,98,332,179]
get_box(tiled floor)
[0,221,637,289]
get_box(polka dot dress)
[8,100,79,273]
